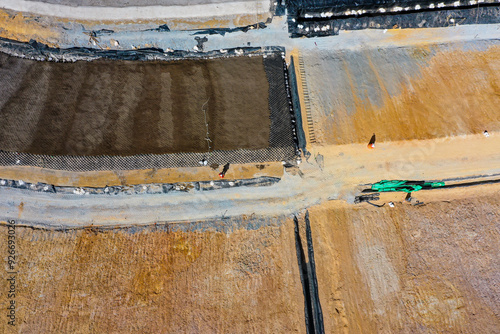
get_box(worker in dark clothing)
[219,163,230,178]
[368,133,376,149]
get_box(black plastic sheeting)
[192,22,267,36]
[282,58,302,156]
[294,215,315,334]
[0,176,281,196]
[289,0,500,15]
[287,57,307,152]
[287,0,500,37]
[146,24,171,32]
[304,211,324,334]
[82,29,115,37]
[276,0,287,15]
[0,36,284,62]
[294,212,325,334]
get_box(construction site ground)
[1,132,499,226]
[0,4,499,333]
[0,188,499,333]
[301,39,500,145]
[0,54,271,156]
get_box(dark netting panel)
[289,0,500,12]
[289,0,401,10]
[0,147,294,172]
[0,45,296,171]
[263,53,295,149]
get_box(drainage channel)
[294,211,325,334]
[0,176,280,195]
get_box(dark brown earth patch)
[0,53,271,156]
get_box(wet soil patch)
[0,53,273,156]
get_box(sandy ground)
[0,9,60,46]
[0,54,271,156]
[302,40,500,145]
[0,218,305,333]
[308,196,499,333]
[0,191,498,333]
[0,0,270,20]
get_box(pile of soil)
[0,53,271,156]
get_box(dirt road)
[1,132,499,227]
[0,186,498,333]
[0,0,271,20]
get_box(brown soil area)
[0,10,59,47]
[0,219,304,333]
[0,53,271,156]
[307,44,500,145]
[1,190,498,333]
[308,197,500,333]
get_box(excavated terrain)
[0,219,305,333]
[0,53,271,156]
[302,41,500,145]
[0,6,499,333]
[309,195,500,333]
[0,191,498,333]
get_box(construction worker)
[367,133,376,149]
[219,163,230,178]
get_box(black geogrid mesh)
[0,50,296,171]
[0,147,294,171]
[264,53,295,149]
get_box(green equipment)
[367,180,445,193]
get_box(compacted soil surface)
[0,53,271,156]
[0,191,498,333]
[301,40,500,145]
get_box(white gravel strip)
[0,0,270,20]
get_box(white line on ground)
[0,0,270,20]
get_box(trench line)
[294,212,325,334]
